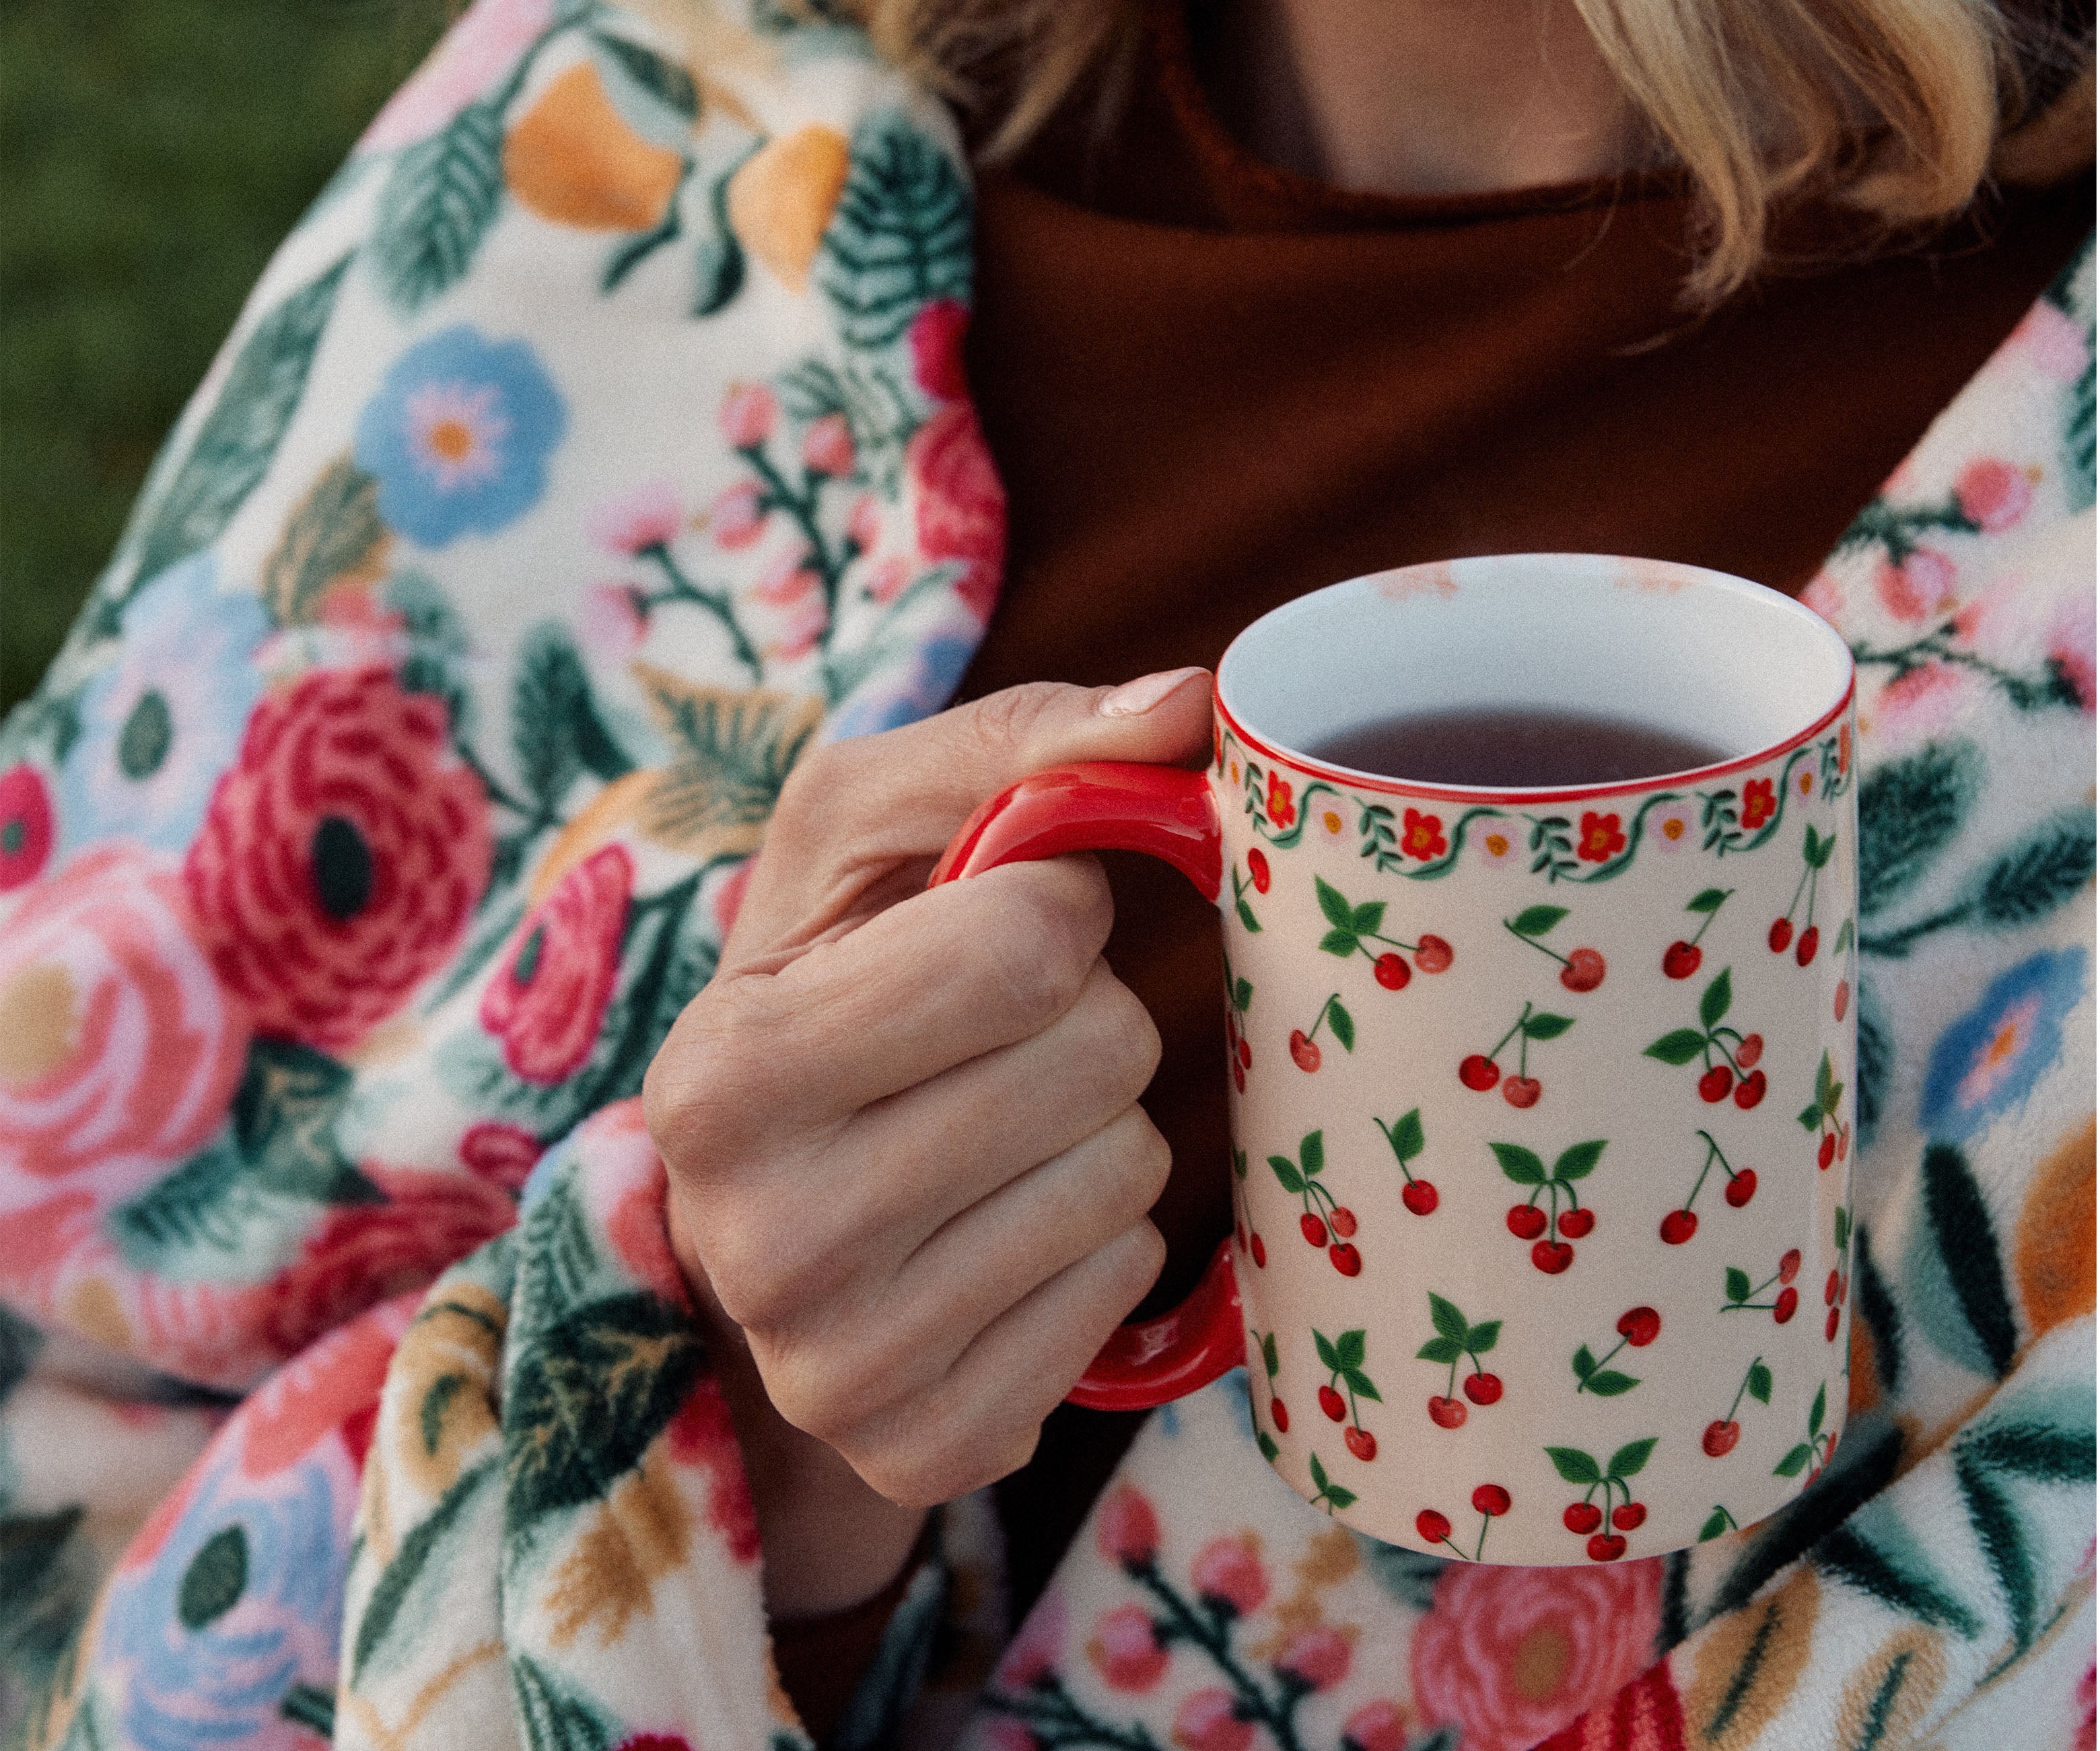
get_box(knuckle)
[866,1406,1038,1509]
[1084,971,1163,1094]
[697,1219,803,1332]
[643,985,776,1166]
[1107,1219,1168,1310]
[772,736,860,824]
[979,867,1113,1027]
[1109,1111,1174,1216]
[966,682,1070,760]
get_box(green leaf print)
[1416,1336,1464,1365]
[1585,1371,1638,1396]
[130,256,351,589]
[1607,1437,1656,1479]
[1326,999,1356,1051]
[1545,1446,1601,1485]
[1491,1143,1547,1185]
[817,111,972,350]
[591,30,699,115]
[1553,1140,1605,1180]
[260,458,386,627]
[512,624,633,813]
[1918,1143,2018,1380]
[1269,1155,1305,1194]
[1428,1295,1468,1342]
[1465,1322,1500,1353]
[1856,743,1978,918]
[1688,888,1729,914]
[512,1654,614,1751]
[1318,929,1358,958]
[1522,1012,1574,1040]
[1646,1029,1708,1066]
[351,1457,497,1680]
[1316,878,1354,929]
[372,98,508,314]
[1380,1108,1424,1163]
[1509,904,1568,937]
[1747,1361,1773,1404]
[692,159,747,318]
[1700,968,1733,1030]
[1300,1131,1325,1176]
[1966,814,2097,929]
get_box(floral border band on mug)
[934,554,1858,1563]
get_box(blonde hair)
[826,0,2091,306]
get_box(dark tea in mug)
[1306,706,1731,789]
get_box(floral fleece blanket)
[0,3,2092,1749]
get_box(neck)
[1198,0,1637,197]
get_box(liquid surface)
[1306,707,1733,788]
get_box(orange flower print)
[1576,812,1626,863]
[1796,768,1813,797]
[1837,723,1852,773]
[1266,772,1296,829]
[1741,777,1777,830]
[1402,808,1447,860]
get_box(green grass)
[0,0,450,713]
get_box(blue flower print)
[1920,947,2087,1141]
[58,553,267,856]
[826,633,977,740]
[353,324,567,546]
[98,1448,347,1751]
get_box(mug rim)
[1215,554,1857,807]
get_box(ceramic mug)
[931,554,1858,1563]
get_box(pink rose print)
[1090,1603,1168,1692]
[2013,297,2090,382]
[1955,458,2034,534]
[458,1118,543,1190]
[1277,1624,1353,1692]
[582,583,648,662]
[1173,1688,1252,1751]
[908,401,1006,625]
[238,1297,409,1479]
[1875,548,1957,623]
[2050,587,2097,712]
[720,382,778,450]
[710,479,766,548]
[0,847,249,1180]
[665,1375,761,1565]
[0,763,55,890]
[1189,1534,1268,1616]
[1401,808,1445,860]
[588,480,682,557]
[910,297,972,402]
[1739,777,1776,831]
[1411,1559,1663,1751]
[1341,1701,1410,1751]
[802,412,856,477]
[1576,812,1625,863]
[847,493,884,555]
[1876,662,1969,737]
[1265,773,1297,830]
[480,843,633,1084]
[358,0,555,151]
[1096,1482,1162,1568]
[186,666,492,1051]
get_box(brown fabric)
[953,5,2095,1617]
[770,1533,925,1744]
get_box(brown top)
[944,5,2095,1618]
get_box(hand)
[642,668,1212,1614]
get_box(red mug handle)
[929,762,1245,1412]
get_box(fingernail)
[1098,666,1206,718]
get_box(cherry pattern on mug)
[1416,1293,1503,1428]
[1661,886,1732,979]
[1722,1248,1804,1324]
[1659,1127,1757,1244]
[1774,1382,1837,1486]
[1252,1330,1287,1458]
[1504,904,1606,992]
[1643,968,1770,1108]
[1266,1131,1361,1275]
[1416,1484,1512,1563]
[1799,1048,1850,1169]
[1700,1355,1773,1457]
[1312,875,1453,991]
[1289,994,1354,1075]
[1375,1106,1438,1215]
[1493,1138,1607,1273]
[1549,1437,1657,1561]
[1570,1306,1660,1398]
[1222,954,1255,1092]
[1769,822,1839,966]
[1313,1327,1382,1460]
[1461,999,1573,1108]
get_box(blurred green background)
[0,0,451,713]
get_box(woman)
[0,1,2090,1746]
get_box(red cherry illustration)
[1401,1181,1439,1216]
[1774,1287,1800,1324]
[1232,1059,1247,1092]
[1818,1133,1837,1169]
[1532,1239,1574,1275]
[1825,1269,1842,1306]
[1826,1306,1842,1341]
[1502,1075,1543,1108]
[1733,1070,1768,1109]
[1663,941,1702,979]
[1417,1509,1451,1544]
[1560,948,1607,993]
[1463,1372,1503,1406]
[1724,1169,1759,1208]
[1472,1484,1511,1517]
[1290,1031,1322,1073]
[1329,1207,1358,1239]
[1271,1397,1289,1432]
[1564,1501,1603,1534]
[1319,1385,1347,1421]
[1835,979,1850,1021]
[1837,1124,1851,1162]
[1247,849,1271,893]
[1796,925,1820,966]
[1660,1209,1699,1244]
[1557,1207,1595,1240]
[1769,917,1794,953]
[1238,1036,1252,1069]
[1703,1419,1741,1457]
[1345,1427,1378,1462]
[1427,1396,1468,1429]
[1612,1502,1646,1531]
[1329,1242,1362,1277]
[1617,1306,1661,1347]
[1460,1054,1500,1091]
[1373,952,1411,991]
[1300,1212,1328,1247]
[1249,1232,1267,1267]
[1778,1248,1802,1284]
[1414,935,1453,974]
[1699,1065,1735,1103]
[1735,1033,1763,1070]
[1507,1204,1548,1240]
[1587,1533,1628,1562]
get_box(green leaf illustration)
[592,30,699,115]
[1687,888,1730,914]
[1546,1446,1601,1485]
[351,1458,497,1680]
[1748,1361,1773,1404]
[818,113,971,347]
[1232,978,1253,1012]
[1261,1332,1279,1378]
[1309,1452,1329,1489]
[131,256,351,586]
[1798,1100,1825,1131]
[1553,1140,1605,1182]
[1257,1430,1280,1462]
[1833,917,1855,954]
[372,98,507,314]
[1808,1382,1827,1439]
[1301,1131,1325,1176]
[1774,1443,1813,1478]
[1315,1330,1341,1372]
[1492,1143,1547,1185]
[1319,928,1360,958]
[1415,1336,1464,1365]
[1327,999,1355,1052]
[514,624,632,810]
[1856,741,1978,917]
[1510,904,1568,937]
[1236,897,1261,933]
[259,458,385,628]
[1700,1506,1732,1541]
[1523,1012,1574,1040]
[1324,1482,1358,1509]
[1465,1320,1500,1354]
[1381,1108,1425,1164]
[1346,1371,1382,1404]
[1268,1155,1304,1194]
[1587,1371,1639,1396]
[1700,968,1733,1029]
[1573,1344,1597,1378]
[1335,1329,1367,1369]
[1967,814,2097,929]
[1646,1029,1708,1066]
[1726,1267,1752,1303]
[1835,1207,1852,1252]
[1428,1295,1468,1342]
[1607,1437,1657,1479]
[1317,877,1355,929]
[1807,825,1838,869]
[1350,901,1386,934]
[692,162,748,317]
